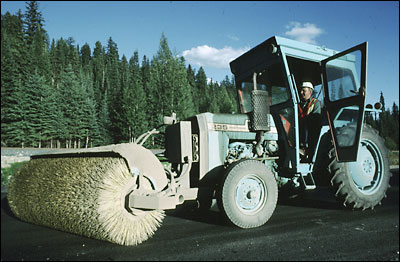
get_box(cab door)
[320,42,367,162]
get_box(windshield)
[237,62,290,113]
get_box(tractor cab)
[230,36,367,180]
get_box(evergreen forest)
[1,1,238,148]
[1,2,398,151]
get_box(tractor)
[8,36,391,245]
[161,35,391,228]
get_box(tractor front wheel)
[217,160,278,228]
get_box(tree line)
[1,2,398,151]
[365,92,399,150]
[1,1,237,148]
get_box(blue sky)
[1,1,399,109]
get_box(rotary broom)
[7,142,172,246]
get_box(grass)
[388,151,399,166]
[157,155,171,169]
[1,161,28,187]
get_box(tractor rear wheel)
[328,125,391,209]
[217,160,278,228]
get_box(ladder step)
[300,173,316,190]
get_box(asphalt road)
[1,167,398,261]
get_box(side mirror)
[374,102,382,110]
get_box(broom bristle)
[8,156,165,246]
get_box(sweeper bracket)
[128,187,198,210]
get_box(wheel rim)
[348,139,384,195]
[235,174,267,214]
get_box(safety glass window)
[325,50,361,102]
[237,62,289,113]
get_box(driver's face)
[300,87,312,101]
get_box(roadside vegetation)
[388,151,399,165]
[1,2,237,149]
[1,161,28,187]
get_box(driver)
[298,81,322,162]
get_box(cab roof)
[230,36,339,77]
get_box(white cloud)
[227,34,239,41]
[285,22,323,44]
[182,45,250,69]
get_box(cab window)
[237,62,290,113]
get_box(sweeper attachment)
[8,36,392,246]
[8,142,170,246]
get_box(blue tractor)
[8,36,391,245]
[163,35,391,228]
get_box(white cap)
[301,81,314,91]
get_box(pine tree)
[24,1,45,45]
[375,92,399,150]
[207,80,219,113]
[187,64,198,113]
[223,75,238,113]
[151,33,172,119]
[58,63,82,147]
[378,92,388,138]
[80,43,91,73]
[79,70,101,147]
[141,55,151,92]
[195,67,208,113]
[1,11,29,147]
[148,35,171,129]
[49,38,57,85]
[150,33,195,122]
[97,91,113,145]
[23,72,48,147]
[147,33,197,146]
[218,80,235,114]
[379,91,385,111]
[123,51,148,142]
[92,41,106,111]
[383,102,399,150]
[40,82,62,148]
[1,77,26,147]
[391,103,399,149]
[141,55,156,127]
[148,57,164,131]
[119,55,130,142]
[172,56,195,119]
[50,38,70,89]
[66,37,81,75]
[104,37,124,143]
[24,1,50,79]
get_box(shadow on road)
[165,200,229,227]
[277,187,343,210]
[2,168,398,230]
[167,167,399,225]
[1,195,17,220]
[390,167,399,186]
[278,166,399,209]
